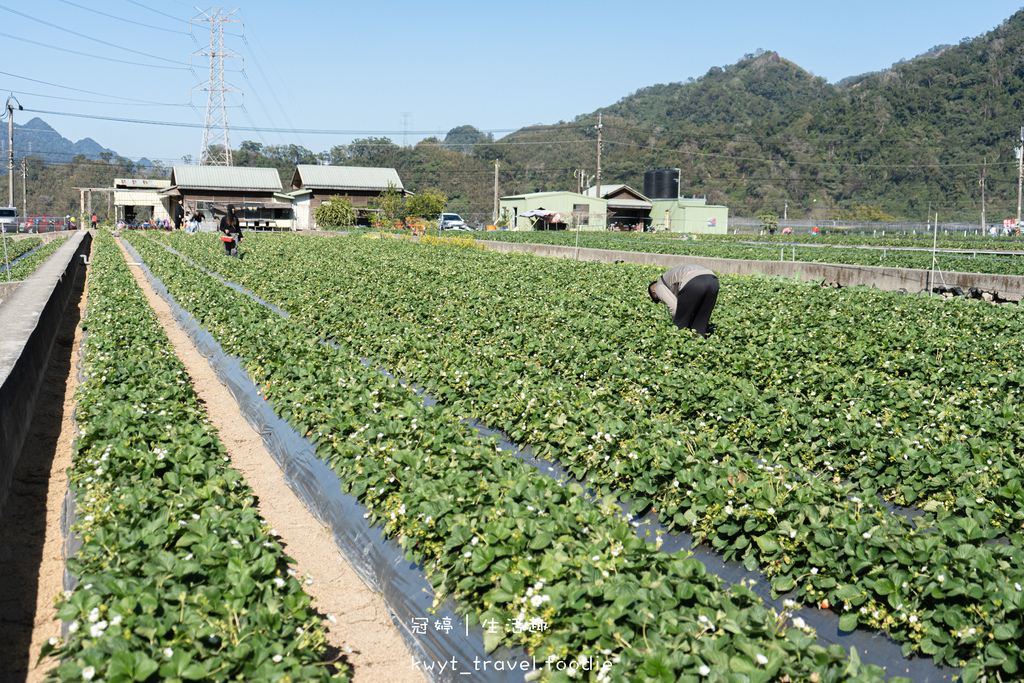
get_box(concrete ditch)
[0,231,91,519]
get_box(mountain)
[444,11,1024,222]
[0,117,117,166]
[9,10,1024,223]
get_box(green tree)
[405,191,447,220]
[369,181,404,226]
[757,210,779,233]
[314,196,356,228]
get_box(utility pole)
[21,157,26,219]
[980,158,986,234]
[595,114,602,199]
[492,160,499,223]
[1017,128,1024,229]
[784,200,788,221]
[6,94,22,207]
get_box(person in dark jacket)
[173,203,185,231]
[220,205,242,257]
[648,264,719,336]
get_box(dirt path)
[115,240,423,683]
[0,261,86,683]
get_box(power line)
[0,70,189,106]
[239,69,285,147]
[56,0,190,34]
[124,0,193,26]
[238,28,301,147]
[0,4,186,66]
[0,31,190,70]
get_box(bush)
[314,196,356,228]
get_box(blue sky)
[2,0,1022,165]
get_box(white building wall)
[293,195,311,231]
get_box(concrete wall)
[0,282,18,304]
[477,239,1024,300]
[0,231,91,519]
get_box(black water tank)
[643,168,679,199]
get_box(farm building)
[160,166,295,230]
[289,165,407,229]
[582,184,652,230]
[649,196,728,234]
[111,178,172,225]
[504,178,728,234]
[498,191,608,231]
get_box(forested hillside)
[320,9,1024,222]
[7,154,164,221]
[10,10,1024,223]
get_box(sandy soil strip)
[115,240,423,683]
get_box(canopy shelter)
[518,208,564,229]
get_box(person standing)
[219,204,242,257]
[648,264,720,336]
[173,203,185,231]
[91,213,98,229]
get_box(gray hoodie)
[653,264,715,318]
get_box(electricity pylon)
[192,8,241,166]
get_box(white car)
[438,213,471,230]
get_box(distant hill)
[435,11,1024,221]
[836,44,955,88]
[6,10,1024,223]
[0,117,116,166]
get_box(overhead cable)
[0,31,190,70]
[0,70,189,105]
[56,0,191,34]
[0,4,186,65]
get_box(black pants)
[223,237,237,257]
[673,274,719,335]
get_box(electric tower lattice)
[192,8,241,166]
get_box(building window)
[572,203,589,226]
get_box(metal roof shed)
[291,165,405,193]
[162,166,292,229]
[290,165,407,229]
[169,166,283,192]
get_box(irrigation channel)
[125,236,956,682]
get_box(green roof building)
[499,191,608,231]
[650,196,728,234]
[501,184,728,234]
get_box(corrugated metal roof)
[583,184,626,197]
[584,184,652,201]
[294,165,404,191]
[608,198,652,209]
[171,165,283,191]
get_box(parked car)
[438,213,471,230]
[0,206,17,233]
[25,215,69,233]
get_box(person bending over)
[648,264,719,336]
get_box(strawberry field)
[76,228,1024,681]
[45,231,349,682]
[471,231,1024,277]
[5,235,71,280]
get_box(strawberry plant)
[142,231,1024,680]
[120,230,894,683]
[6,235,71,280]
[43,230,349,682]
